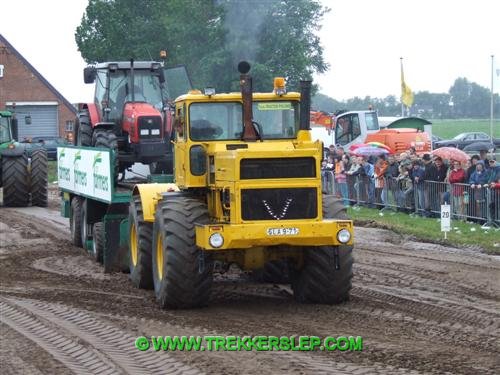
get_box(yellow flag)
[401,63,414,107]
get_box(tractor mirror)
[83,67,97,84]
[11,118,18,140]
[158,69,165,84]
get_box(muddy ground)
[0,187,499,374]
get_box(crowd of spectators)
[321,144,500,223]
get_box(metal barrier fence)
[322,170,499,227]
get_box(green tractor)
[0,110,48,207]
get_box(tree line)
[76,0,499,119]
[75,0,327,93]
[313,77,500,119]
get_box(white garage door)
[6,103,58,140]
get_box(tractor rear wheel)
[92,129,119,182]
[292,195,353,304]
[252,260,291,284]
[76,110,92,146]
[91,222,104,264]
[2,154,30,207]
[30,149,48,207]
[70,196,84,247]
[128,196,153,289]
[152,197,212,309]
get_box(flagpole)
[491,55,494,140]
[400,57,404,117]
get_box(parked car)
[26,137,69,160]
[431,134,443,149]
[433,132,500,150]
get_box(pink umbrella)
[352,146,391,157]
[431,147,469,163]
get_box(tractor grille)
[240,157,316,179]
[138,116,162,140]
[241,188,317,221]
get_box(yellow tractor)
[129,62,354,308]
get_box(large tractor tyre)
[292,195,353,304]
[152,197,212,309]
[76,111,92,146]
[79,199,92,249]
[2,154,30,207]
[30,149,48,207]
[252,260,290,284]
[91,222,105,264]
[128,196,154,289]
[92,129,119,183]
[70,196,84,247]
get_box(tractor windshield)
[188,101,299,141]
[0,116,12,144]
[104,69,164,121]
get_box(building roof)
[0,33,76,114]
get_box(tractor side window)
[0,117,11,143]
[189,102,242,141]
[95,70,108,117]
[365,112,379,131]
[252,101,299,139]
[335,114,361,146]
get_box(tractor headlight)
[209,233,224,248]
[337,229,351,244]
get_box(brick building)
[0,33,76,141]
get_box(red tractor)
[76,61,190,177]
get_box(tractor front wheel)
[152,197,212,309]
[76,110,92,146]
[292,195,353,304]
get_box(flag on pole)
[401,61,414,107]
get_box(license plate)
[266,227,299,236]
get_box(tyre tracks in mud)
[0,296,200,375]
[2,206,500,373]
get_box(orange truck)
[310,110,432,155]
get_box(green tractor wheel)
[2,154,30,207]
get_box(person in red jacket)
[448,160,467,219]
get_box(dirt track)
[1,190,499,374]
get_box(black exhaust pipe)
[238,61,259,141]
[299,80,312,131]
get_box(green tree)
[75,0,329,93]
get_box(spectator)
[466,155,480,181]
[396,163,413,211]
[469,161,490,220]
[360,157,375,207]
[448,160,467,219]
[321,157,334,194]
[346,156,363,204]
[409,146,417,158]
[479,150,491,169]
[488,174,500,224]
[335,155,350,206]
[374,154,389,207]
[385,155,400,207]
[422,154,437,216]
[410,160,426,215]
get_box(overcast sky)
[1,0,499,104]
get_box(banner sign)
[57,146,112,202]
